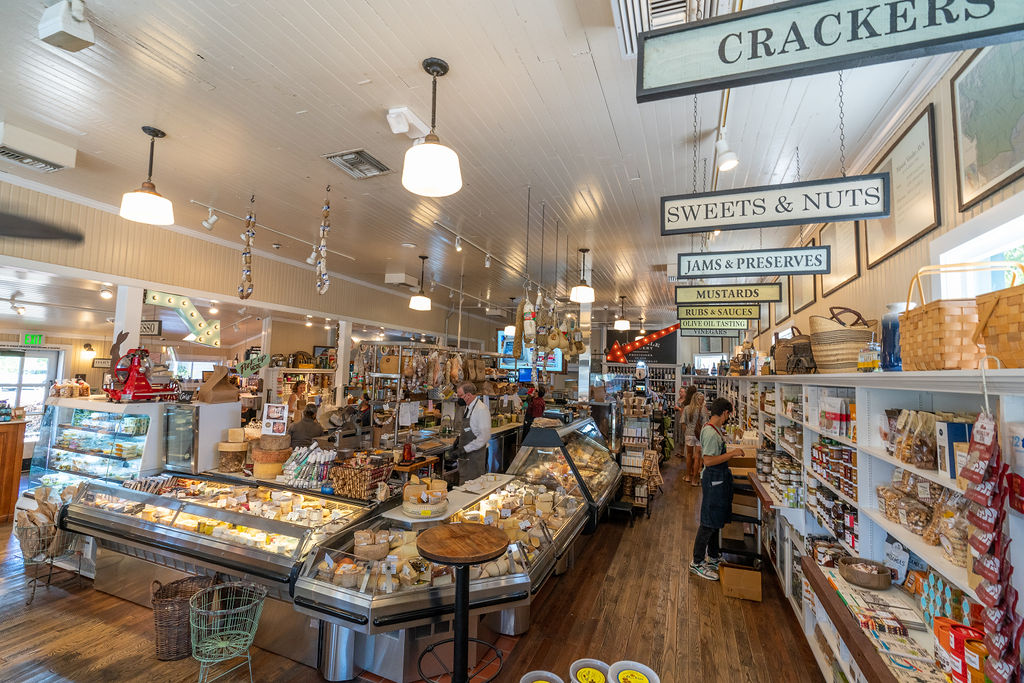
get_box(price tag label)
[324,553,335,570]
[420,510,432,517]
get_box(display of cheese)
[259,433,292,450]
[402,476,450,518]
[228,428,246,443]
[217,441,249,472]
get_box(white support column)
[576,256,593,401]
[259,316,274,404]
[113,285,144,351]
[335,320,351,403]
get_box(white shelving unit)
[718,370,1024,677]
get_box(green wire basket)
[189,582,267,682]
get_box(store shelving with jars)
[265,367,337,406]
[720,371,1024,682]
[718,372,1024,670]
[29,398,164,492]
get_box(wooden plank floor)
[493,457,823,682]
[0,458,821,682]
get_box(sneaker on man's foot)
[706,556,723,568]
[689,561,719,581]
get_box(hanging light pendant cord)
[146,135,155,182]
[430,74,438,134]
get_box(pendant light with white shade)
[402,58,462,197]
[569,248,595,304]
[409,255,432,311]
[614,295,630,331]
[120,126,175,225]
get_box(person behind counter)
[288,403,325,448]
[288,380,308,421]
[689,397,745,582]
[523,385,546,436]
[452,381,491,484]
[357,392,372,428]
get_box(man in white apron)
[453,381,490,484]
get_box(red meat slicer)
[103,343,179,403]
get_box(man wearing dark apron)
[690,397,745,581]
[454,382,490,484]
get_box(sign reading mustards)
[676,283,782,304]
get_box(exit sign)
[22,333,45,346]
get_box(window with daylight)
[933,194,1024,300]
[694,353,726,372]
[0,349,60,441]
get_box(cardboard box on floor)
[721,521,747,541]
[720,562,763,601]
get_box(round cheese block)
[259,434,292,450]
[402,499,449,518]
[251,447,292,464]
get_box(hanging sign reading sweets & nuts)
[661,174,889,235]
[637,0,1024,101]
[677,246,831,278]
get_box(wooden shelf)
[857,442,961,491]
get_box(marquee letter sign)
[605,323,679,362]
[662,174,889,235]
[676,283,782,304]
[637,0,1024,101]
[677,305,760,320]
[677,246,831,279]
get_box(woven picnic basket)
[902,262,1023,371]
[972,263,1024,368]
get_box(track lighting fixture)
[306,248,318,265]
[202,207,219,230]
[484,253,491,268]
[715,128,739,172]
[455,236,463,252]
[305,320,313,327]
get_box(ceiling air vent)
[611,0,688,58]
[0,122,76,173]
[322,149,391,180]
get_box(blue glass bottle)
[881,303,908,371]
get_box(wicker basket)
[152,575,217,660]
[838,557,892,589]
[902,263,1022,371]
[973,265,1024,368]
[809,307,877,373]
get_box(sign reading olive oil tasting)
[676,305,760,320]
[677,246,831,279]
[637,0,1024,101]
[662,174,889,235]
[676,318,749,329]
[676,283,782,304]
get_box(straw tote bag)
[809,307,877,374]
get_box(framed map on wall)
[791,238,817,314]
[951,43,1024,212]
[863,104,940,268]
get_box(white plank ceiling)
[0,0,952,327]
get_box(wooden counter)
[800,555,898,683]
[0,420,27,524]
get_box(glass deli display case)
[560,418,620,512]
[30,399,158,492]
[61,476,377,584]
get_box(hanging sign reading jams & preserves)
[636,0,1024,101]
[661,174,889,235]
[676,283,783,304]
[676,246,831,278]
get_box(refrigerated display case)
[163,401,241,473]
[29,398,162,493]
[61,476,377,585]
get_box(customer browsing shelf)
[689,398,745,582]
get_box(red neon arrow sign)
[605,322,680,362]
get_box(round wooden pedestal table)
[415,522,509,683]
